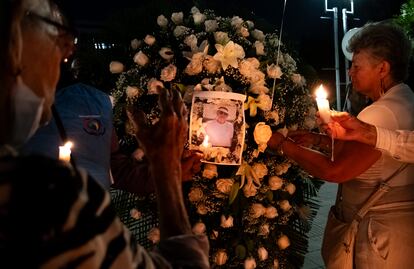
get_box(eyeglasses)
[25,11,77,62]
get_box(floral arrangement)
[111,6,321,268]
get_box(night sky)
[63,0,409,92]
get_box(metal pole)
[333,7,341,110]
[342,8,350,86]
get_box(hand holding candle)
[315,84,332,124]
[59,141,73,163]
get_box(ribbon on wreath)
[244,94,272,117]
[236,162,262,190]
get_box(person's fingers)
[158,86,174,116]
[172,90,184,118]
[127,107,148,134]
[330,111,351,122]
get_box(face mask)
[10,76,44,147]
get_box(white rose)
[171,11,183,24]
[130,38,141,50]
[275,162,291,175]
[203,55,221,74]
[210,230,219,240]
[277,235,290,250]
[253,122,272,146]
[246,20,254,29]
[258,223,270,236]
[231,16,243,29]
[264,206,278,219]
[249,82,269,95]
[173,25,188,37]
[184,53,204,75]
[202,163,218,179]
[133,51,149,66]
[244,257,256,269]
[130,208,142,220]
[160,64,177,82]
[252,162,268,179]
[126,86,140,99]
[291,73,305,86]
[279,200,292,212]
[109,61,124,74]
[257,247,268,261]
[204,20,218,32]
[285,183,296,195]
[214,31,230,45]
[188,187,204,202]
[147,227,160,244]
[268,176,283,190]
[190,6,200,14]
[193,12,206,25]
[243,184,257,198]
[216,178,234,194]
[192,222,206,235]
[147,78,164,94]
[214,250,228,265]
[157,14,168,28]
[249,70,266,84]
[158,47,174,61]
[184,34,198,49]
[251,29,265,41]
[250,203,266,218]
[257,94,272,111]
[267,64,283,79]
[220,215,234,228]
[144,34,156,46]
[254,41,265,55]
[197,203,208,215]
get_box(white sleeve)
[376,127,414,163]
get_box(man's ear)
[378,60,391,79]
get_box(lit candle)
[59,141,73,163]
[315,84,331,123]
[200,135,212,154]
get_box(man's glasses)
[25,11,77,62]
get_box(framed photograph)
[189,91,246,165]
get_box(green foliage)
[395,0,414,38]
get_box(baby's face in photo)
[216,110,228,124]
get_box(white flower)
[285,183,296,195]
[109,61,124,74]
[275,162,291,175]
[147,227,160,244]
[279,200,292,212]
[157,14,168,28]
[277,234,290,250]
[214,250,228,265]
[126,86,140,99]
[254,41,265,55]
[214,31,230,45]
[244,257,256,269]
[173,25,189,37]
[130,38,141,50]
[144,34,156,46]
[267,64,283,79]
[133,51,149,66]
[216,178,234,194]
[246,20,254,29]
[268,176,283,190]
[257,247,268,261]
[253,122,272,147]
[213,76,232,92]
[130,208,142,220]
[249,82,269,95]
[231,16,243,29]
[203,55,221,74]
[210,229,219,240]
[184,34,198,49]
[190,6,200,14]
[160,64,177,82]
[193,12,206,25]
[291,73,306,86]
[202,163,218,179]
[184,52,204,75]
[171,12,183,25]
[204,19,218,32]
[192,222,206,235]
[250,203,266,218]
[251,29,265,41]
[188,187,204,202]
[258,223,270,236]
[220,215,234,228]
[265,206,278,219]
[213,41,245,70]
[264,110,280,124]
[147,78,164,94]
[243,184,257,198]
[159,47,174,61]
[256,94,272,111]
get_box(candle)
[200,135,212,154]
[59,141,73,163]
[315,84,331,123]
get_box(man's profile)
[204,106,234,147]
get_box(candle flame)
[315,84,328,99]
[202,135,210,147]
[64,141,73,149]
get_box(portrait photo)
[189,91,245,165]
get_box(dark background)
[61,0,410,103]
